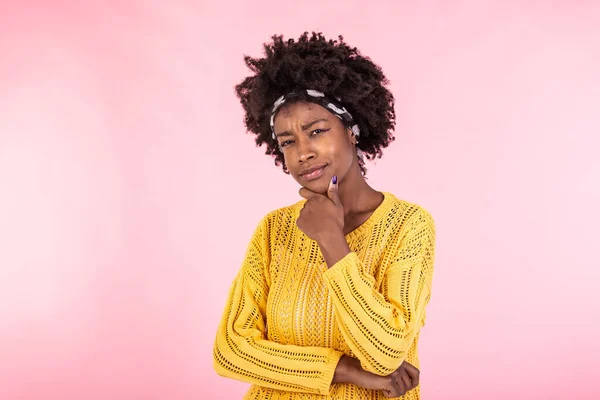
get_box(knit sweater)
[213,191,436,399]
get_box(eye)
[280,140,293,148]
[311,128,329,136]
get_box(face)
[273,101,357,193]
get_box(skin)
[272,102,420,397]
[274,101,383,242]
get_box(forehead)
[273,101,332,126]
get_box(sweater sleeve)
[212,215,344,395]
[322,207,436,376]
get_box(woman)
[213,32,436,399]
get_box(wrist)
[333,355,360,384]
[318,232,350,268]
[316,227,345,246]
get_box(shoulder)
[384,192,435,232]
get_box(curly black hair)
[235,32,396,176]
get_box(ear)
[346,127,356,144]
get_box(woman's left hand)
[297,176,344,243]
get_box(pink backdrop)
[1,1,599,399]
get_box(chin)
[305,180,330,194]
[294,171,333,193]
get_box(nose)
[296,137,316,163]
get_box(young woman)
[213,32,436,399]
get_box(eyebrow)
[275,118,329,138]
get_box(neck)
[338,165,380,216]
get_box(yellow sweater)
[213,192,436,399]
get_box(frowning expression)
[273,101,355,192]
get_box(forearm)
[214,319,344,394]
[317,230,351,268]
[333,355,390,391]
[323,253,429,375]
[332,355,361,384]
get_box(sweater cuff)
[322,251,356,283]
[317,348,344,395]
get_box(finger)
[380,377,395,398]
[382,382,396,398]
[386,374,405,397]
[299,186,320,200]
[327,175,341,207]
[402,363,420,387]
[394,376,407,397]
[400,369,414,391]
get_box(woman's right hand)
[333,355,420,397]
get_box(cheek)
[317,134,350,162]
[331,139,354,168]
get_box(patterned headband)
[269,89,361,141]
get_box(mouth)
[300,165,328,181]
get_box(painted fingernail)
[332,175,337,184]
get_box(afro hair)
[235,31,396,175]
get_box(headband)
[269,89,361,141]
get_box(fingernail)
[332,175,337,184]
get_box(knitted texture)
[213,192,436,399]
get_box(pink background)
[1,1,599,399]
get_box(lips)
[300,165,328,181]
[300,163,327,176]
